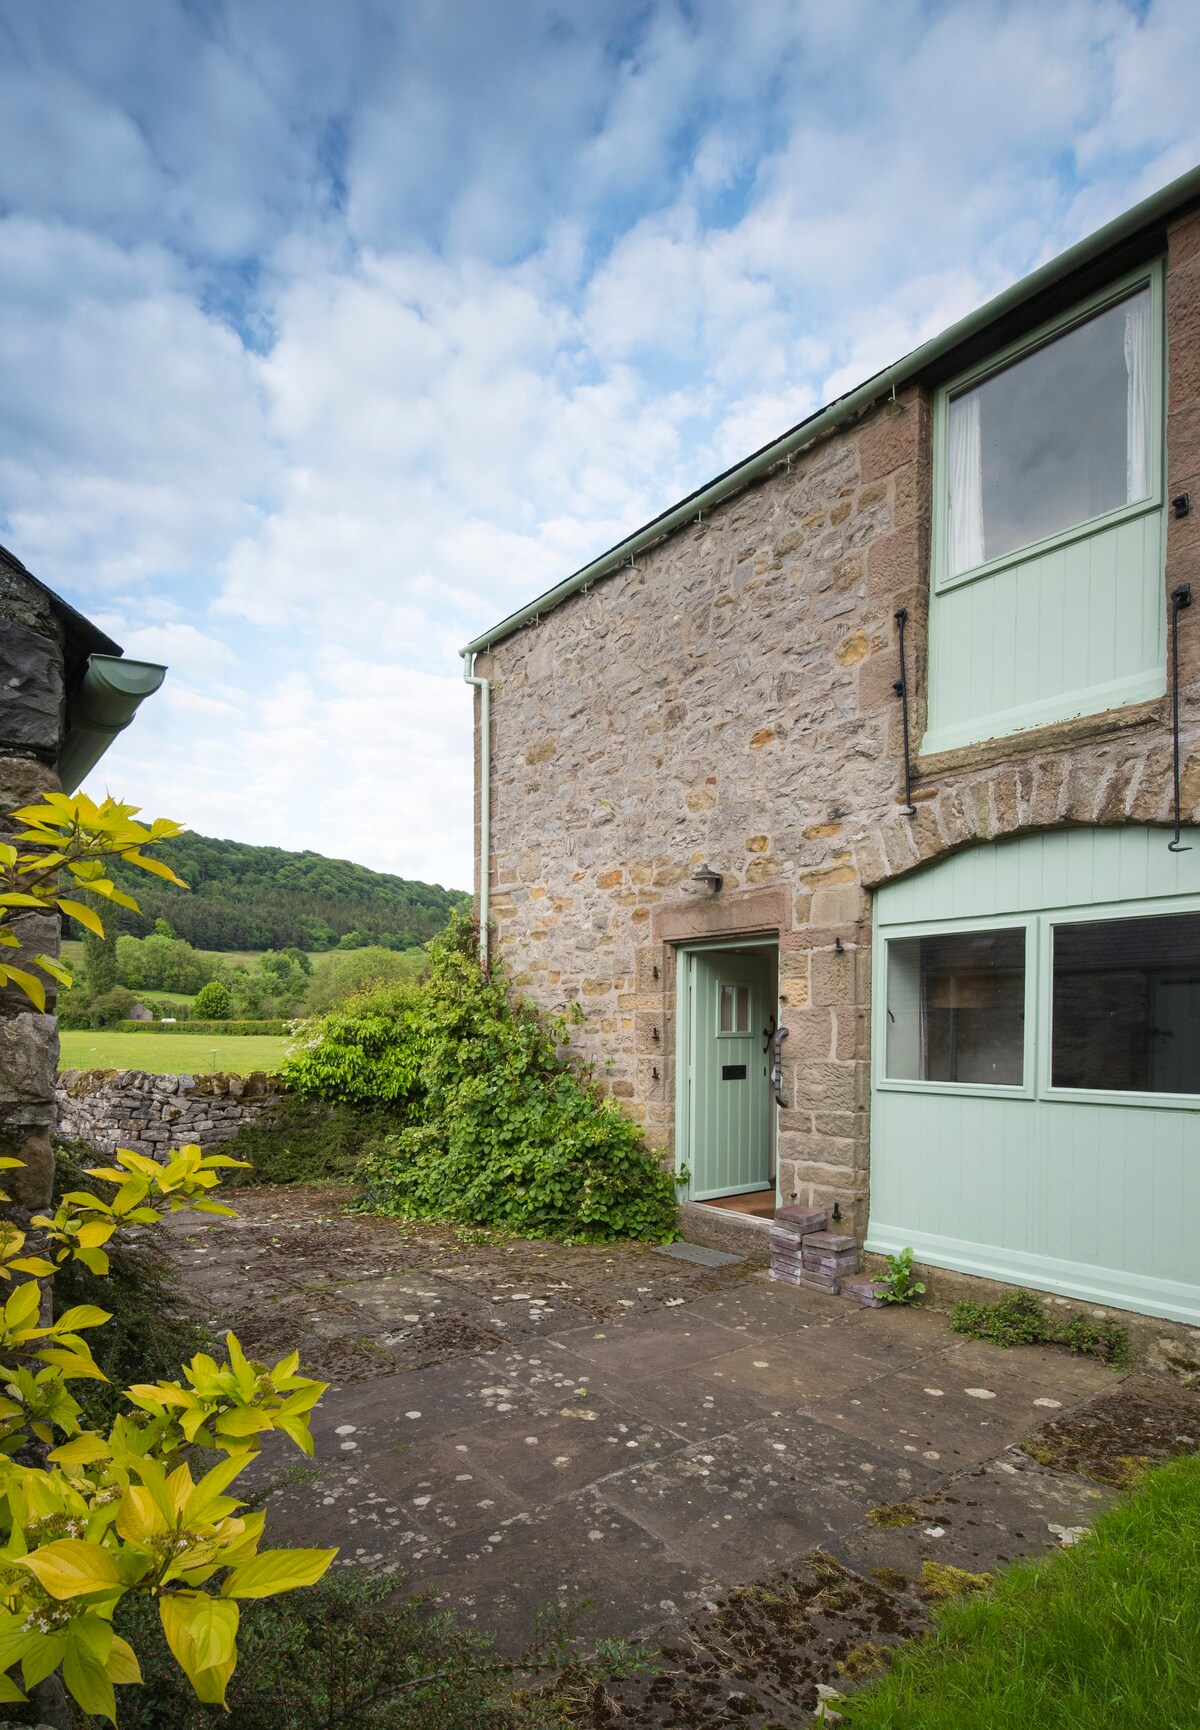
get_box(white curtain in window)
[1124,291,1151,504]
[947,390,984,575]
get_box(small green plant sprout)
[0,792,187,1010]
[878,1246,926,1306]
[0,1144,334,1721]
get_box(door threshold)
[698,1189,777,1221]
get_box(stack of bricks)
[769,1204,886,1306]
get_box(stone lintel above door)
[651,882,791,947]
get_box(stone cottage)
[462,166,1200,1327]
[0,543,165,1225]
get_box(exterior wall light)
[691,864,723,892]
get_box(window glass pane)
[947,286,1151,576]
[736,984,750,1032]
[1052,914,1200,1094]
[886,928,1026,1084]
[719,984,733,1033]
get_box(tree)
[193,980,231,1021]
[83,927,119,995]
[152,918,174,940]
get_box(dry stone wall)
[475,209,1200,1239]
[56,1069,283,1159]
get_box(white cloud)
[6,0,1200,891]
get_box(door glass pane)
[886,928,1026,1084]
[1052,913,1200,1094]
[947,285,1151,576]
[718,983,750,1034]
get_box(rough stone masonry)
[471,206,1200,1241]
[56,1069,283,1160]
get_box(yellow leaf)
[104,1634,142,1686]
[4,1281,41,1330]
[222,1548,337,1599]
[122,851,189,888]
[33,953,73,986]
[159,1593,238,1706]
[54,1304,112,1333]
[18,1539,123,1599]
[116,1486,169,1543]
[0,966,45,1011]
[49,1434,112,1469]
[53,899,105,936]
[74,1221,116,1249]
[34,1347,108,1381]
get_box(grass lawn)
[846,1450,1200,1729]
[59,1031,291,1075]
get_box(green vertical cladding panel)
[923,509,1166,754]
[869,827,1200,1324]
[688,951,772,1201]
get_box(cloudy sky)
[2,0,1197,888]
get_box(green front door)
[685,949,773,1200]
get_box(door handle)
[771,1024,789,1108]
[762,1013,776,1055]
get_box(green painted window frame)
[874,914,1039,1101]
[874,896,1200,1112]
[929,260,1166,598]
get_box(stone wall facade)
[0,552,69,1227]
[474,209,1200,1240]
[56,1069,284,1159]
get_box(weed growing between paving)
[876,1248,925,1306]
[841,1450,1200,1730]
[98,1572,649,1729]
[950,1289,1133,1366]
[285,912,683,1242]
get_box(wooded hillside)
[94,832,470,952]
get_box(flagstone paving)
[162,1186,1200,1726]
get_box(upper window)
[924,265,1166,756]
[947,286,1152,578]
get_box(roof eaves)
[0,543,123,685]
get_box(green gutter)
[463,161,1200,659]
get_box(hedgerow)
[281,913,682,1243]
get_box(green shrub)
[87,983,137,1026]
[950,1290,1132,1366]
[101,1570,638,1729]
[194,977,233,1019]
[284,914,682,1243]
[222,1097,388,1188]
